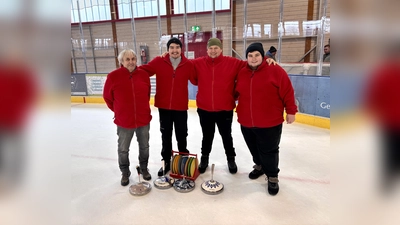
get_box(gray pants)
[117,124,150,175]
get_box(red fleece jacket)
[192,54,246,111]
[0,64,37,131]
[365,60,400,129]
[140,53,195,110]
[235,60,298,128]
[103,67,152,129]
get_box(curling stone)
[201,164,224,195]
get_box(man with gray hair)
[103,49,152,186]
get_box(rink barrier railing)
[70,96,330,129]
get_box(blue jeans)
[117,124,150,175]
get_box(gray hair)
[117,49,137,65]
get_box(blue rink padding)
[187,75,330,119]
[288,75,330,118]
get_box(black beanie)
[246,42,265,58]
[269,46,277,53]
[167,37,182,49]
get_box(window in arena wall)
[243,24,253,38]
[117,0,167,19]
[253,24,261,38]
[173,0,230,14]
[71,0,111,23]
[284,21,300,36]
[302,20,320,37]
[71,0,228,22]
[264,24,272,38]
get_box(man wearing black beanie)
[246,42,265,59]
[140,37,195,177]
[266,46,277,61]
[235,42,297,195]
[167,37,182,49]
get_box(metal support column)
[89,25,97,72]
[277,0,284,63]
[77,0,88,73]
[183,0,188,57]
[243,0,247,57]
[157,0,162,55]
[316,0,328,76]
[71,38,77,73]
[212,0,216,38]
[130,0,138,55]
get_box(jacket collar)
[165,52,188,64]
[206,53,224,64]
[120,66,137,74]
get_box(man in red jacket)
[141,38,195,176]
[191,38,275,174]
[103,49,152,186]
[235,42,297,195]
[191,38,247,174]
[365,48,400,193]
[0,56,37,193]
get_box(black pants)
[381,128,400,190]
[241,124,282,178]
[159,108,189,162]
[197,108,236,158]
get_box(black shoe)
[198,156,209,174]
[157,162,170,176]
[141,168,152,181]
[179,149,190,154]
[227,161,237,174]
[121,171,131,186]
[249,165,264,179]
[227,156,237,174]
[267,177,279,195]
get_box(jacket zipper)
[250,71,255,127]
[211,59,215,110]
[130,71,137,127]
[167,58,183,110]
[170,70,176,109]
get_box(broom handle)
[211,164,215,181]
[136,166,141,182]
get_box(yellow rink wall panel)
[292,113,330,129]
[71,96,155,105]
